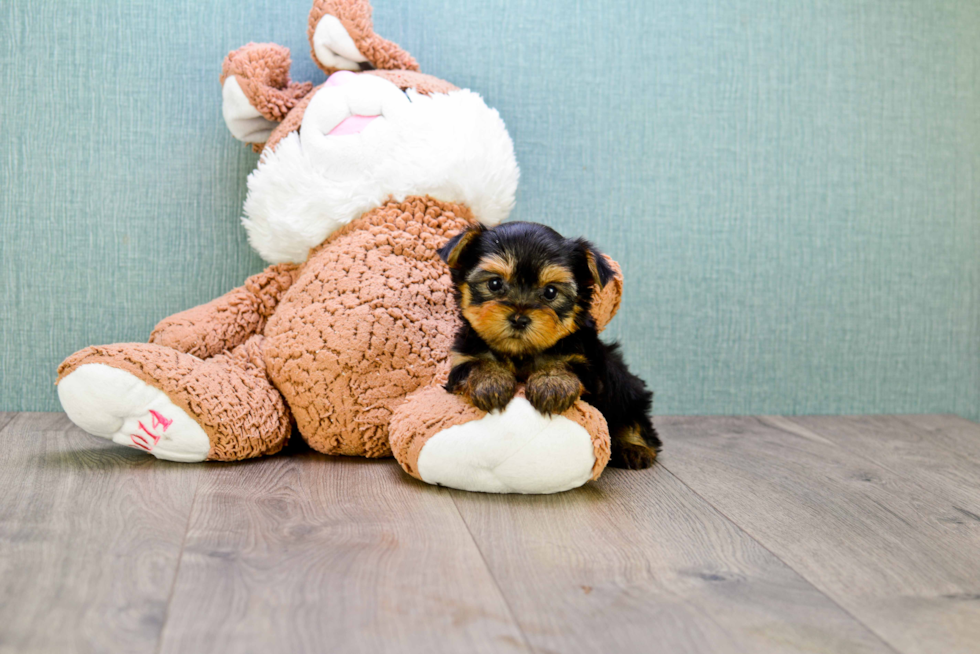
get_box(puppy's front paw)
[610,441,658,470]
[467,367,517,413]
[526,371,582,415]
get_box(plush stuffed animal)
[56,0,624,494]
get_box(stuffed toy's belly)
[261,197,473,457]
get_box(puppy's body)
[439,221,661,469]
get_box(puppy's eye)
[542,285,558,301]
[487,278,504,293]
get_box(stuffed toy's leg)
[57,336,290,462]
[389,385,611,494]
[57,263,297,461]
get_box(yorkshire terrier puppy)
[438,221,661,469]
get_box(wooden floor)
[1,413,979,653]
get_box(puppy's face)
[439,222,613,356]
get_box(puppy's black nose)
[509,314,531,330]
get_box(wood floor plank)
[0,412,17,433]
[897,414,980,466]
[451,464,895,654]
[157,452,528,654]
[777,416,980,519]
[0,413,202,654]
[658,415,980,654]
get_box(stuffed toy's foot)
[390,385,611,494]
[57,337,291,461]
[58,363,211,462]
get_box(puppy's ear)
[575,238,615,288]
[438,224,484,268]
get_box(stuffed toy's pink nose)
[326,70,357,87]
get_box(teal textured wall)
[1,0,978,418]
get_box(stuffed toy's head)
[220,0,519,263]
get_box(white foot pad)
[416,398,597,494]
[58,364,210,462]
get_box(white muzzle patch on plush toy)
[242,73,519,263]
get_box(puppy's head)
[439,222,614,356]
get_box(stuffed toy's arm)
[220,43,313,146]
[149,264,299,359]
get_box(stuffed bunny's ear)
[308,0,420,75]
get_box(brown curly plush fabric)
[262,196,473,457]
[57,337,291,461]
[221,43,314,122]
[307,0,419,75]
[261,83,323,155]
[389,385,613,482]
[150,264,299,359]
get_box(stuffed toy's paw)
[57,339,291,462]
[390,385,611,494]
[58,363,211,462]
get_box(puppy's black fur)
[438,221,661,469]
